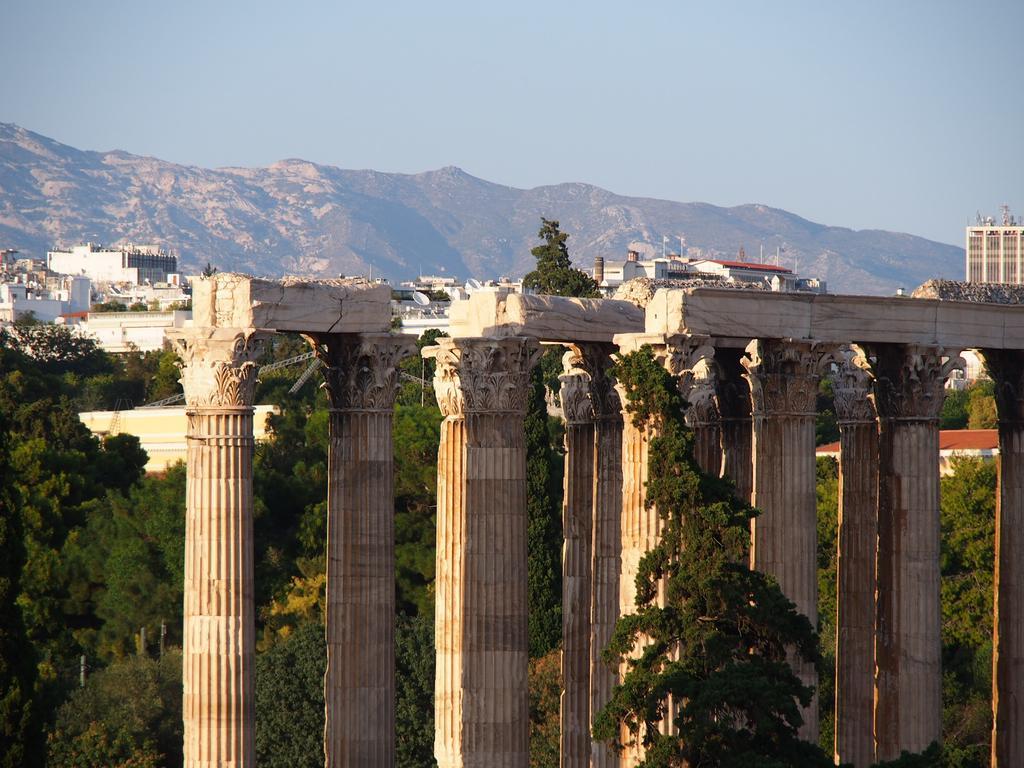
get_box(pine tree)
[592,346,832,767]
[522,218,600,299]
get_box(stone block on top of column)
[191,272,393,334]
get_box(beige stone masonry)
[449,292,643,343]
[743,338,839,742]
[867,344,962,760]
[646,287,1024,349]
[589,360,623,768]
[427,336,541,768]
[663,335,720,476]
[831,349,878,768]
[169,327,270,768]
[558,346,598,768]
[714,347,753,503]
[306,332,416,768]
[982,348,1024,768]
[191,272,392,333]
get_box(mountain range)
[0,123,964,295]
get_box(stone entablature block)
[646,287,1024,350]
[449,291,643,342]
[192,272,392,333]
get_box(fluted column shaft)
[832,353,878,768]
[429,336,540,768]
[308,333,415,768]
[868,344,960,760]
[743,338,833,742]
[616,391,654,768]
[558,345,611,768]
[983,349,1024,768]
[590,409,623,768]
[561,417,595,768]
[171,328,268,768]
[716,347,753,503]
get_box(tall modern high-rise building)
[966,206,1023,283]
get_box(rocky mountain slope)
[0,123,964,295]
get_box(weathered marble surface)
[982,348,1024,768]
[449,292,643,342]
[192,273,392,332]
[645,287,1024,349]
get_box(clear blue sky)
[2,0,1021,246]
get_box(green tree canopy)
[522,218,599,298]
[593,346,831,767]
[46,651,183,768]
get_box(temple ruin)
[170,273,1024,767]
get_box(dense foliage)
[595,345,831,767]
[522,218,600,299]
[0,291,1004,767]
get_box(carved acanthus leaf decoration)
[430,337,542,417]
[742,339,839,417]
[868,344,964,421]
[981,348,1024,426]
[558,343,619,424]
[171,329,269,408]
[308,333,416,411]
[831,346,876,425]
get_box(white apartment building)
[80,309,192,353]
[48,243,178,285]
[966,210,1024,284]
[0,274,91,323]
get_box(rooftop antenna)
[1002,204,1012,226]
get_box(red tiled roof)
[817,429,998,455]
[704,260,793,273]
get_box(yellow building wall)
[79,405,281,473]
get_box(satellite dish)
[412,291,431,306]
[466,278,483,290]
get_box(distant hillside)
[0,123,964,295]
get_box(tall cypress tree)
[593,346,831,767]
[522,218,600,299]
[523,218,599,657]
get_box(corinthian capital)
[662,335,718,406]
[742,339,839,417]
[832,346,876,425]
[982,348,1024,426]
[427,336,541,417]
[867,344,964,421]
[559,343,620,424]
[306,332,416,411]
[169,328,271,409]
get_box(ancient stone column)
[867,344,961,760]
[614,335,716,766]
[429,336,541,768]
[982,349,1024,768]
[743,338,835,742]
[613,337,661,768]
[171,327,269,768]
[589,357,623,768]
[831,349,878,768]
[715,346,754,504]
[307,332,415,768]
[665,335,721,477]
[558,347,598,768]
